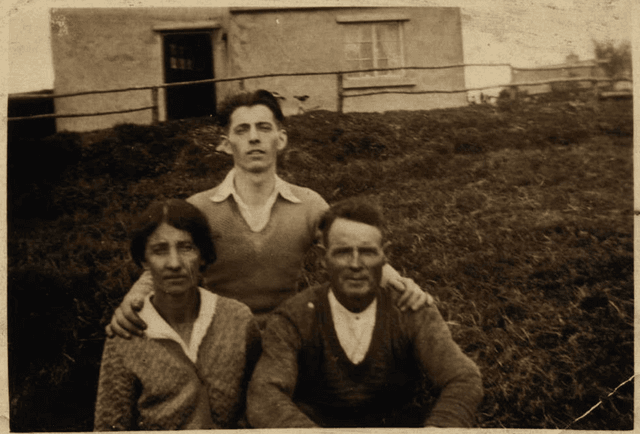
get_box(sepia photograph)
[6,0,634,431]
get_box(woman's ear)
[199,257,206,271]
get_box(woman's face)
[142,222,203,296]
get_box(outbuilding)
[50,6,466,132]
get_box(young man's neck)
[233,166,278,207]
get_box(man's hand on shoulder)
[387,276,435,312]
[105,292,147,339]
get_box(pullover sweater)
[247,283,483,428]
[187,181,328,316]
[94,297,261,431]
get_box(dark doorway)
[8,91,56,141]
[163,32,215,120]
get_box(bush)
[7,99,634,430]
[8,132,84,220]
[82,124,188,180]
[173,141,232,178]
[9,265,104,432]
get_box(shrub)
[7,99,634,431]
[81,126,188,180]
[8,132,83,220]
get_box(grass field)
[7,95,633,430]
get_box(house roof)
[228,6,457,14]
[229,6,334,13]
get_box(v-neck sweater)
[187,180,328,316]
[94,297,262,431]
[247,283,483,428]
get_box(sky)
[3,0,634,94]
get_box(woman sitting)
[94,199,261,430]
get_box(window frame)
[337,14,414,89]
[343,21,406,79]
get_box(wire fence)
[8,60,634,429]
[8,62,632,122]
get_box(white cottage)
[50,6,466,132]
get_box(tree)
[593,40,632,79]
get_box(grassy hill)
[8,95,633,430]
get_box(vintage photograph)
[6,0,634,431]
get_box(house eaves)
[152,20,222,31]
[229,6,356,13]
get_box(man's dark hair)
[130,199,216,272]
[318,198,386,247]
[217,89,285,131]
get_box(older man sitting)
[247,198,483,428]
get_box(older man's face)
[323,218,386,313]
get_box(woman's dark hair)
[217,89,284,131]
[130,199,216,272]
[318,197,386,247]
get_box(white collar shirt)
[138,287,218,364]
[210,168,301,232]
[328,289,377,365]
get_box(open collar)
[328,289,377,323]
[328,288,377,365]
[139,288,218,364]
[209,168,301,204]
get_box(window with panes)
[344,21,404,78]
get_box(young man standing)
[108,90,430,336]
[247,198,483,428]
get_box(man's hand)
[105,293,147,339]
[387,276,435,312]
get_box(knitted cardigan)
[247,283,483,428]
[94,297,261,431]
[187,182,328,316]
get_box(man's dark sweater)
[247,283,483,428]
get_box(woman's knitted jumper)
[94,296,261,430]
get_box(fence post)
[591,79,600,103]
[151,87,159,124]
[337,72,343,113]
[509,85,517,101]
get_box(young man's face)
[322,218,387,313]
[220,104,287,174]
